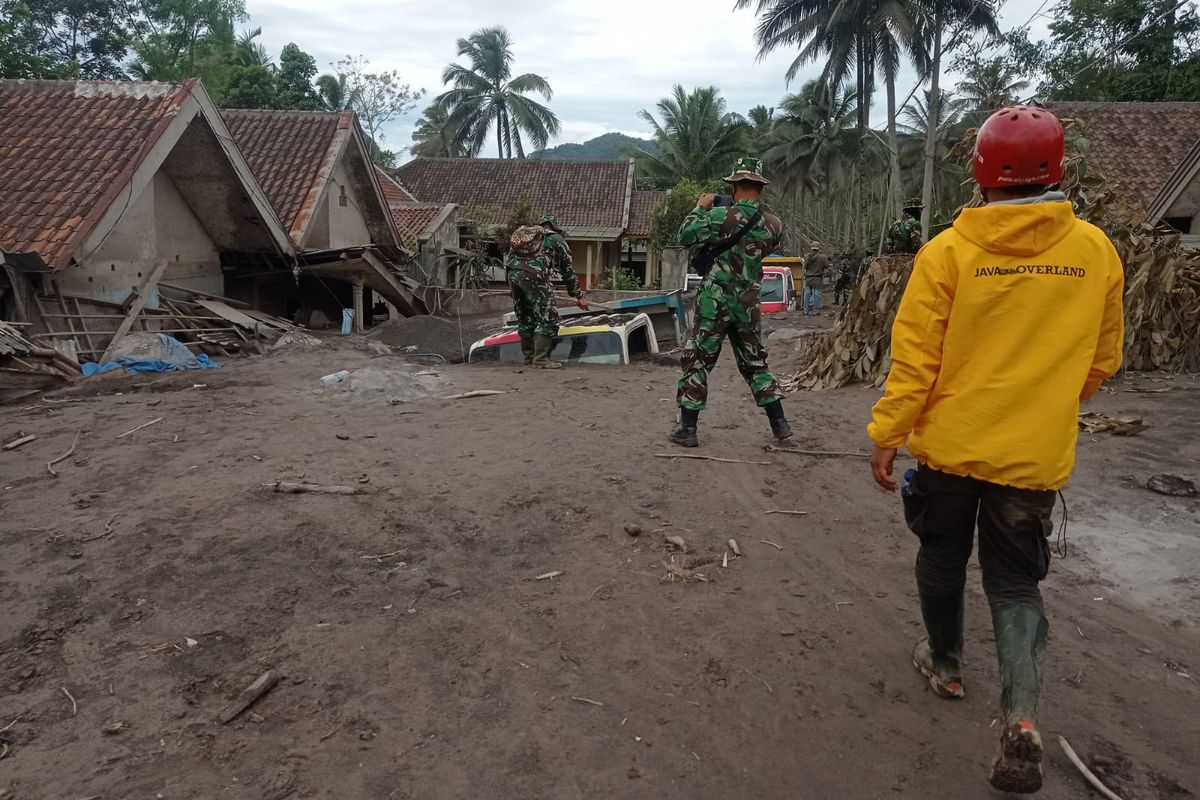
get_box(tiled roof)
[390,204,444,249]
[0,79,195,269]
[1049,101,1200,210]
[627,190,667,239]
[224,109,348,239]
[375,166,416,203]
[392,158,635,234]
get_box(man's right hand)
[871,446,899,492]
[697,193,717,211]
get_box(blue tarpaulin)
[81,334,220,377]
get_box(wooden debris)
[760,540,783,551]
[1078,412,1150,436]
[61,686,77,716]
[360,549,406,561]
[763,445,870,459]
[116,417,163,439]
[743,667,773,694]
[1057,736,1125,800]
[80,514,118,542]
[219,670,280,724]
[570,696,604,707]
[3,434,36,450]
[653,453,772,466]
[664,534,688,552]
[534,570,563,581]
[272,481,366,496]
[443,390,506,400]
[47,429,81,476]
[727,538,741,557]
[765,510,808,516]
[661,557,709,583]
[1146,474,1198,497]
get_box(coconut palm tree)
[900,89,970,212]
[436,27,560,159]
[633,85,748,188]
[764,81,858,199]
[411,103,475,157]
[956,56,1031,117]
[316,73,354,111]
[746,104,777,156]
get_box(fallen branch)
[3,434,36,451]
[1057,736,1125,800]
[743,667,773,695]
[47,429,81,477]
[763,445,870,459]
[727,538,741,557]
[271,481,366,496]
[219,670,280,724]
[765,510,808,516]
[443,390,506,400]
[570,696,604,707]
[0,716,18,733]
[653,453,772,466]
[80,514,119,542]
[61,686,77,716]
[116,417,163,439]
[760,540,783,551]
[360,549,406,561]
[534,570,563,581]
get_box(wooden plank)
[158,281,251,309]
[55,288,84,354]
[194,299,263,330]
[241,309,293,331]
[71,297,99,358]
[2,265,29,323]
[99,261,170,363]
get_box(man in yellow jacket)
[868,106,1124,794]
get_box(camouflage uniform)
[886,201,925,254]
[506,246,581,339]
[677,197,785,411]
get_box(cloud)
[245,0,1054,156]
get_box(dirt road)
[1,342,1197,799]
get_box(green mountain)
[531,132,659,161]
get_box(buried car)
[468,313,659,365]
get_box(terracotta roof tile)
[375,166,416,203]
[1049,101,1200,210]
[389,204,445,249]
[0,79,194,269]
[392,158,634,232]
[223,109,345,237]
[627,190,667,239]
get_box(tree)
[900,89,969,214]
[316,73,353,111]
[0,1,61,78]
[276,43,320,110]
[222,64,276,108]
[953,53,1032,116]
[335,55,424,166]
[746,104,777,156]
[915,0,999,239]
[436,26,560,158]
[648,178,726,254]
[128,0,248,82]
[1,0,130,78]
[764,81,858,200]
[634,85,748,188]
[411,103,473,157]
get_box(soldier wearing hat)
[885,198,925,255]
[670,157,792,447]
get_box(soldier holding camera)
[670,157,793,447]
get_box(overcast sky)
[246,0,1055,159]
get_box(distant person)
[833,254,856,307]
[671,157,792,447]
[506,225,587,369]
[802,241,828,314]
[885,198,925,255]
[868,107,1125,794]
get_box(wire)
[1055,490,1069,559]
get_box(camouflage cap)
[541,213,563,232]
[722,157,769,185]
[903,197,925,210]
[810,240,822,250]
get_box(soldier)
[506,225,587,369]
[833,253,855,306]
[540,214,573,279]
[885,198,925,254]
[670,157,793,447]
[868,107,1125,793]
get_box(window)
[760,273,786,302]
[1163,216,1193,234]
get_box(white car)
[468,312,660,365]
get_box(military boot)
[531,335,562,369]
[764,401,793,441]
[913,592,966,699]
[519,335,534,366]
[989,603,1048,794]
[670,408,699,448]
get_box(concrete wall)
[58,171,222,304]
[1165,175,1200,230]
[660,247,688,292]
[305,159,373,250]
[412,207,459,286]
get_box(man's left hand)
[871,446,899,492]
[576,296,589,310]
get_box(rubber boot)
[764,401,792,441]
[531,335,562,369]
[670,408,699,448]
[913,592,966,699]
[520,335,534,366]
[988,603,1048,794]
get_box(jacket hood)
[952,200,1077,257]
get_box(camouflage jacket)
[679,200,783,286]
[885,217,923,255]
[542,232,582,297]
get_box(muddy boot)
[520,335,534,366]
[531,335,562,369]
[913,592,966,699]
[764,401,792,441]
[670,408,699,448]
[989,603,1048,794]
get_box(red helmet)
[975,106,1065,188]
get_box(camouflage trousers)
[509,274,558,338]
[678,281,784,411]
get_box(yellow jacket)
[868,199,1124,491]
